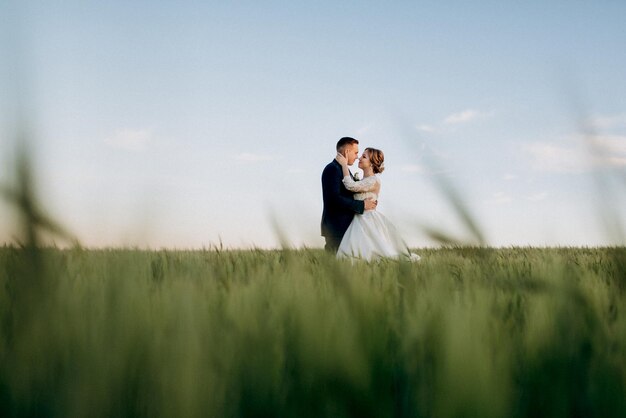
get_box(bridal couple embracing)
[321,137,420,262]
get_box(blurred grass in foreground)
[1,245,626,418]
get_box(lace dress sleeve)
[342,175,378,192]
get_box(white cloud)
[400,164,425,173]
[486,191,512,205]
[590,134,626,156]
[235,153,277,162]
[400,163,452,176]
[525,134,626,173]
[415,109,494,135]
[443,109,493,125]
[416,124,437,133]
[589,113,626,130]
[356,125,372,135]
[104,129,152,151]
[527,192,548,202]
[503,174,518,181]
[525,142,582,173]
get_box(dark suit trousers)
[324,236,342,253]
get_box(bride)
[335,147,420,262]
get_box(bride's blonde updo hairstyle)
[365,148,385,174]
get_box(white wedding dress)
[337,174,420,262]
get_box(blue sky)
[1,1,625,248]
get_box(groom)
[321,137,377,252]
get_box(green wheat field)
[1,244,626,417]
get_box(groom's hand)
[364,199,377,211]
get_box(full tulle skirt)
[337,211,420,262]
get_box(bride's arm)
[335,153,376,193]
[342,175,376,192]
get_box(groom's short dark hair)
[336,137,359,152]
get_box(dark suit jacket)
[321,160,365,239]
